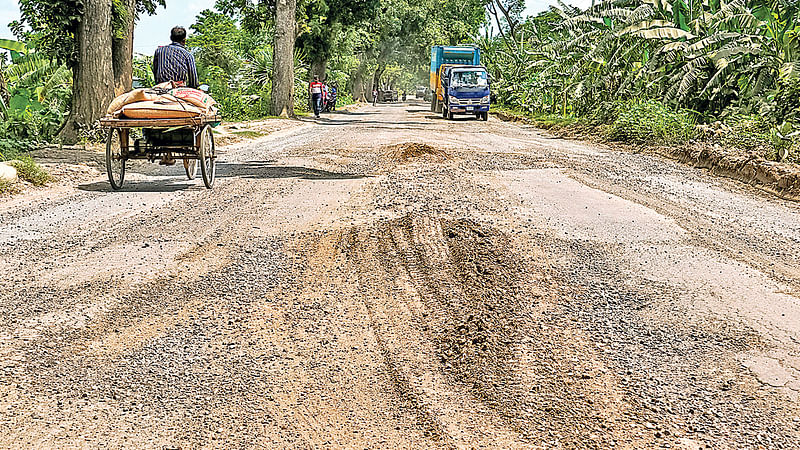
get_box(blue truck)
[429,45,490,121]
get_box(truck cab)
[439,65,490,121]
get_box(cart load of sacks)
[106,81,218,119]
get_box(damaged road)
[0,102,799,448]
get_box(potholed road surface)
[1,102,799,448]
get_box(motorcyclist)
[309,75,324,118]
[322,82,330,113]
[329,85,338,111]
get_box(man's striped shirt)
[152,42,199,88]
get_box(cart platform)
[100,114,221,190]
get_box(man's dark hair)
[170,26,187,43]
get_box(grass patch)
[231,130,267,139]
[493,106,587,129]
[7,156,51,186]
[608,100,697,145]
[0,178,18,194]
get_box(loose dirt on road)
[1,102,799,448]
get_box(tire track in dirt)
[322,213,644,448]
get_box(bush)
[0,138,33,161]
[719,115,772,153]
[589,101,624,125]
[7,156,51,186]
[336,92,354,106]
[608,100,697,145]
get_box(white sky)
[1,0,593,56]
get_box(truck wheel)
[482,112,489,121]
[442,105,448,119]
[430,98,436,112]
[447,109,454,120]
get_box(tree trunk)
[372,64,386,100]
[350,57,367,102]
[271,0,296,118]
[59,0,115,144]
[112,0,137,96]
[310,57,327,82]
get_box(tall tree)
[296,0,378,80]
[61,0,115,143]
[113,0,137,95]
[272,0,297,116]
[15,0,165,143]
[113,0,166,95]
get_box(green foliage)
[12,1,81,65]
[1,87,67,141]
[608,100,697,145]
[0,138,33,161]
[7,155,51,186]
[486,0,800,119]
[133,55,155,88]
[484,0,800,158]
[0,41,72,144]
[295,0,379,68]
[0,39,27,54]
[189,9,251,75]
[721,115,773,152]
[13,0,166,65]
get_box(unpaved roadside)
[0,102,799,448]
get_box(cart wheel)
[199,125,216,189]
[183,157,198,180]
[105,128,126,190]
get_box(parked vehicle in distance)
[415,86,426,98]
[379,89,398,102]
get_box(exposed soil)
[1,102,799,448]
[384,142,450,162]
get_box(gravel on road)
[1,102,799,448]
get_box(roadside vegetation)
[483,0,800,163]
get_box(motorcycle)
[322,92,337,113]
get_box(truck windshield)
[452,71,488,87]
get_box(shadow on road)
[78,179,195,193]
[300,117,432,127]
[218,161,365,180]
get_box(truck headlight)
[480,95,490,104]
[449,96,458,105]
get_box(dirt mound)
[384,143,449,162]
[332,214,636,447]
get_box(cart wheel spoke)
[105,128,126,190]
